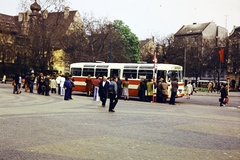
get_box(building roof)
[44,10,78,33]
[140,37,154,48]
[0,10,80,36]
[229,26,240,38]
[175,22,211,36]
[0,13,18,33]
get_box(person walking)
[13,73,20,94]
[207,81,213,93]
[146,78,153,102]
[69,75,74,100]
[138,78,146,101]
[2,74,6,84]
[117,77,122,99]
[18,74,22,94]
[29,72,35,93]
[108,76,118,112]
[93,76,100,101]
[44,75,50,96]
[63,76,72,100]
[60,75,65,96]
[99,76,110,107]
[56,74,61,95]
[169,78,178,105]
[186,82,193,99]
[85,75,92,96]
[37,73,45,95]
[219,83,228,107]
[50,76,57,94]
[156,80,163,103]
[161,80,168,103]
[122,77,129,100]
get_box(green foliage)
[112,20,140,62]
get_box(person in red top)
[93,76,101,101]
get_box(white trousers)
[60,86,65,95]
[93,86,99,101]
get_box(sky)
[0,0,240,40]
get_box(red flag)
[218,48,224,63]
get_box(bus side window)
[123,69,137,79]
[83,68,94,76]
[95,69,108,77]
[71,68,82,76]
[138,70,153,80]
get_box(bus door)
[110,69,121,78]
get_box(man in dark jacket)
[44,75,50,96]
[99,76,110,107]
[108,76,118,112]
[169,78,178,105]
[220,83,228,106]
[116,77,122,99]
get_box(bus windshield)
[167,70,183,82]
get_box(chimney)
[64,7,70,19]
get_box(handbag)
[12,81,16,86]
[219,98,221,102]
[224,97,229,104]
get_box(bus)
[69,62,184,99]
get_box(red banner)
[218,48,224,63]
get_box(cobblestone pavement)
[0,84,240,160]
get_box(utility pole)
[184,48,186,78]
[109,38,112,62]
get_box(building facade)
[0,1,84,76]
[174,22,228,81]
[227,26,240,90]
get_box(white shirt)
[60,77,65,87]
[102,81,106,87]
[56,76,61,84]
[19,76,22,84]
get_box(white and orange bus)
[69,62,184,98]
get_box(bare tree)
[61,13,130,64]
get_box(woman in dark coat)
[85,74,92,96]
[156,81,163,103]
[138,78,146,101]
[13,73,20,94]
[64,76,71,100]
[219,83,228,106]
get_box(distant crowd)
[11,71,74,101]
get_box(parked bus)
[69,62,184,99]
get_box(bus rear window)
[71,68,82,76]
[83,68,94,76]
